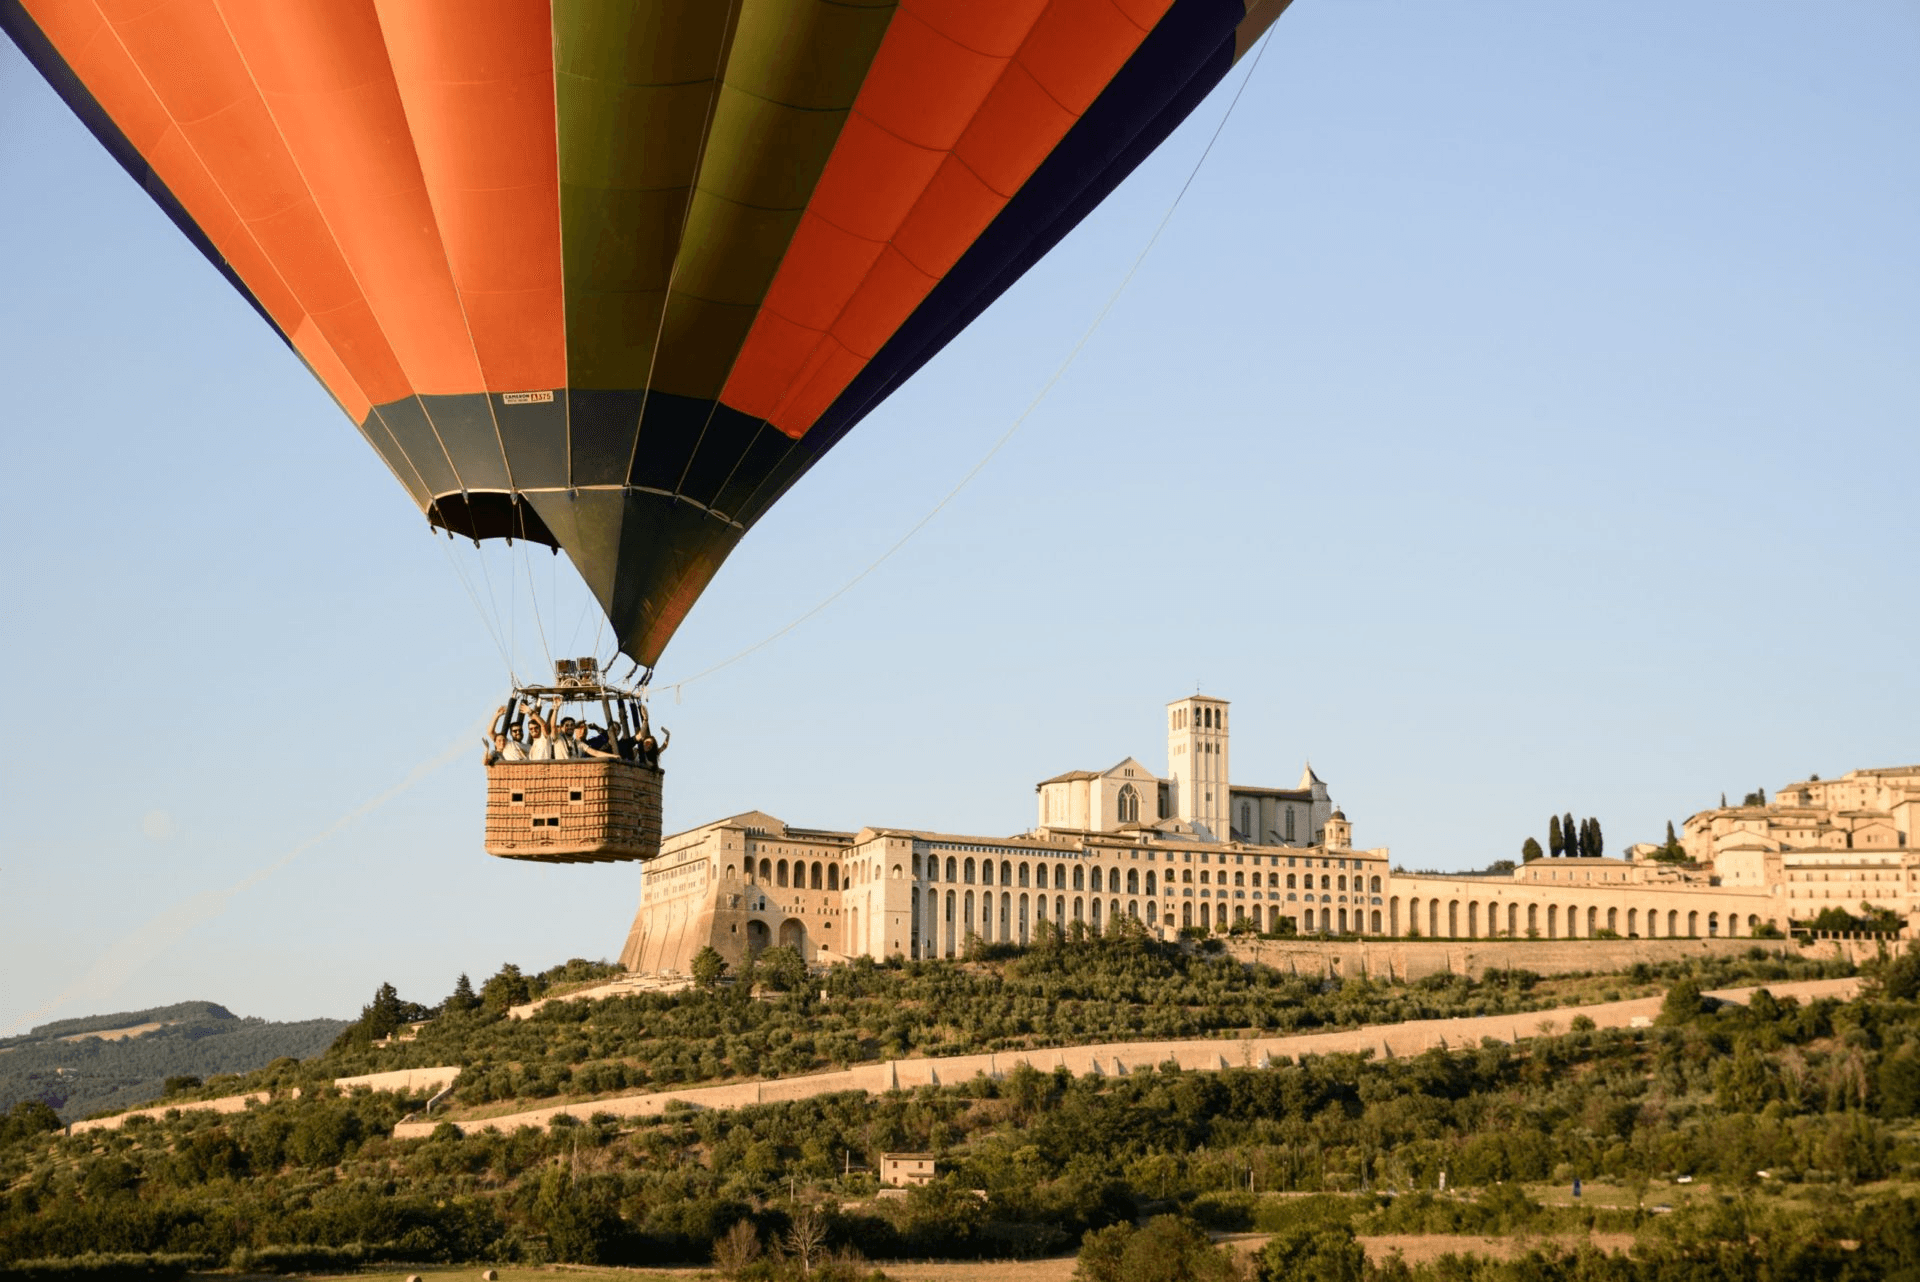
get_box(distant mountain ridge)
[1,1000,237,1048]
[0,1000,348,1122]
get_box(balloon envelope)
[4,0,1286,664]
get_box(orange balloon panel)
[6,0,1290,664]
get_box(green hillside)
[0,1001,347,1123]
[3,939,1914,1281]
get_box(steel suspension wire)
[654,29,1278,698]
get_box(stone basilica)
[619,696,1917,975]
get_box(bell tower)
[1167,695,1230,840]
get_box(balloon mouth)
[427,491,559,549]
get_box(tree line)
[1522,812,1605,862]
[2,949,1911,1273]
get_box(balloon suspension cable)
[651,28,1277,700]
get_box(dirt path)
[395,976,1858,1139]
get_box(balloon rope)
[658,29,1277,697]
[437,533,514,676]
[473,540,510,668]
[523,540,554,678]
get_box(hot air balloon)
[4,0,1290,861]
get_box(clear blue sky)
[2,3,1915,1031]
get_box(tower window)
[1117,784,1140,824]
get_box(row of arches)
[1390,896,1761,940]
[736,857,848,890]
[922,855,1162,895]
[917,854,1387,898]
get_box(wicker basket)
[484,759,664,864]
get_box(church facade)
[617,696,1915,975]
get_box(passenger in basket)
[552,717,580,759]
[526,720,554,761]
[574,722,622,761]
[639,726,670,768]
[495,731,528,763]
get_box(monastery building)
[619,697,1916,974]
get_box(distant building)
[881,1153,936,1187]
[622,695,1386,973]
[616,698,1914,975]
[1682,766,1920,922]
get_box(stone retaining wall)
[391,976,1859,1140]
[1222,935,1902,981]
[70,1066,462,1134]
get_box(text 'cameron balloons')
[4,0,1288,666]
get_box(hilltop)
[2,941,1914,1281]
[0,1000,347,1122]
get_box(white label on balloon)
[501,390,555,404]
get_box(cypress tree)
[1522,836,1544,862]
[1564,812,1577,858]
[446,973,479,1014]
[1590,816,1604,859]
[1577,817,1592,858]
[1548,814,1563,858]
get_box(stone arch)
[1448,900,1460,937]
[1182,901,1193,928]
[776,859,789,888]
[1428,900,1440,938]
[1371,909,1382,933]
[1199,902,1210,930]
[1019,893,1030,944]
[1586,905,1598,936]
[1093,898,1104,929]
[1389,896,1401,934]
[1547,904,1558,938]
[745,919,772,956]
[1627,907,1638,937]
[1687,910,1698,937]
[779,918,806,953]
[1666,909,1678,936]
[811,862,823,890]
[1606,907,1617,935]
[1467,901,1479,938]
[1020,862,1031,888]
